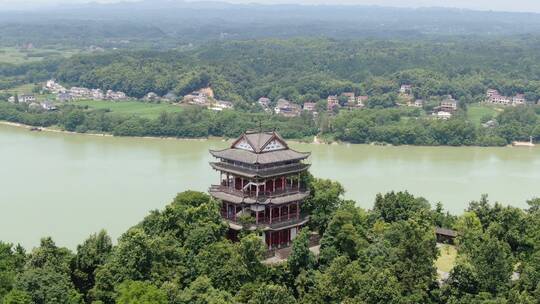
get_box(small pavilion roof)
[435,227,457,237]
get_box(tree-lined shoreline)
[1,101,539,147]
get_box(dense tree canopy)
[1,176,538,304]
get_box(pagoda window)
[262,139,285,152]
[234,139,254,151]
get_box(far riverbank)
[1,120,536,148]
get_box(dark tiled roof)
[435,227,457,237]
[231,130,290,152]
[210,148,309,165]
[244,132,275,152]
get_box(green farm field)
[69,100,184,118]
[467,104,503,125]
[0,47,79,64]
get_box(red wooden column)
[269,206,273,224]
[296,202,300,219]
[287,204,291,220]
[282,176,285,189]
[278,206,281,222]
[287,229,291,245]
[256,210,259,225]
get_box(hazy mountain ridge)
[2,0,540,47]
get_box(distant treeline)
[1,102,539,146]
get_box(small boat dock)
[512,136,535,147]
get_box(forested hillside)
[1,178,540,304]
[4,37,540,102]
[52,38,540,102]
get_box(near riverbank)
[3,120,538,149]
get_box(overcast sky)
[1,0,540,13]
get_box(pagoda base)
[224,225,305,250]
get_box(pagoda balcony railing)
[212,161,310,178]
[221,212,310,228]
[210,184,308,200]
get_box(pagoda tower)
[209,130,311,249]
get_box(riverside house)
[485,89,526,106]
[437,95,458,113]
[327,95,339,111]
[18,94,36,103]
[274,99,301,117]
[303,102,317,112]
[400,84,413,95]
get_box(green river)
[1,123,539,249]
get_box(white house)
[18,94,36,103]
[512,94,526,105]
[434,111,452,120]
[400,84,413,94]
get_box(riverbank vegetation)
[1,100,539,145]
[1,176,540,304]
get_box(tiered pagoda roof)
[210,130,310,165]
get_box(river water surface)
[1,124,539,249]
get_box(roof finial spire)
[258,120,263,133]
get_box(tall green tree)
[372,191,431,223]
[115,280,167,304]
[246,284,296,304]
[0,243,25,302]
[287,230,316,277]
[304,179,345,234]
[14,238,83,304]
[71,230,113,300]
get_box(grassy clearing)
[467,104,502,126]
[0,47,78,64]
[436,244,457,273]
[70,100,184,119]
[0,83,37,95]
